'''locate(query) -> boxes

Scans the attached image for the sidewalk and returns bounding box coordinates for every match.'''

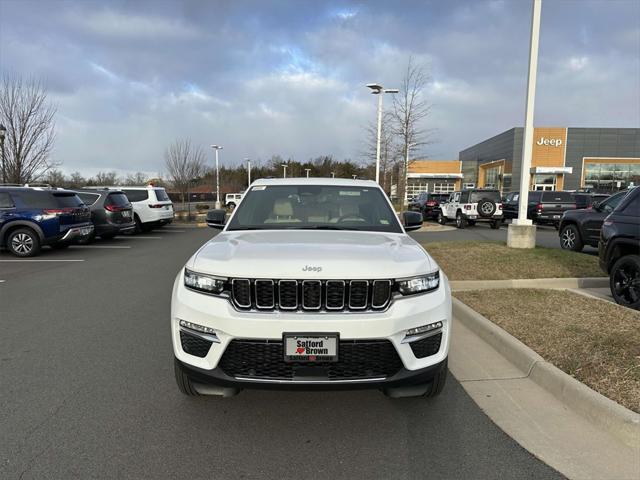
[449,316,639,480]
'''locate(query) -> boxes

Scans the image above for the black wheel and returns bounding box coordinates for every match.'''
[133,215,143,234]
[560,225,583,252]
[455,211,466,229]
[174,359,200,396]
[437,212,446,225]
[424,359,448,398]
[50,243,70,250]
[490,220,500,229]
[553,222,560,230]
[7,228,41,257]
[610,255,640,310]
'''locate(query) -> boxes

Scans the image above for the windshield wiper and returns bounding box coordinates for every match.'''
[294,225,354,230]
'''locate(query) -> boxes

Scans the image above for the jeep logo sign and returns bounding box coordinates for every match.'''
[302,265,322,272]
[536,137,563,147]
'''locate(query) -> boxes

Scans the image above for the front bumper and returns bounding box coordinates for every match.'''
[177,356,448,391]
[171,270,452,387]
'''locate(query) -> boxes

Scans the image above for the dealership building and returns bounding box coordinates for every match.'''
[459,127,640,193]
[406,127,639,196]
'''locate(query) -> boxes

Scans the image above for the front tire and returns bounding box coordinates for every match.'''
[437,212,446,225]
[610,255,640,310]
[560,224,583,252]
[456,211,466,229]
[423,359,448,398]
[7,228,41,257]
[174,359,200,396]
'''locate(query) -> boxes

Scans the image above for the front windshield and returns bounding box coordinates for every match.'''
[226,185,403,233]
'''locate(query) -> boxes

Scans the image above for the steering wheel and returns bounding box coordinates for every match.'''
[336,215,366,223]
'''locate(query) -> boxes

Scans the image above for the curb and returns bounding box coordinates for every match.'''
[171,223,208,228]
[453,297,640,449]
[450,277,608,291]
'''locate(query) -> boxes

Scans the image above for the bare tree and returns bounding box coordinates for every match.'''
[0,75,57,183]
[67,171,86,188]
[391,58,435,203]
[164,139,206,204]
[88,171,120,186]
[43,168,67,187]
[123,171,148,186]
[361,112,399,193]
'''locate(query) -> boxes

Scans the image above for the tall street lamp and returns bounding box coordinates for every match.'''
[366,83,398,185]
[507,0,542,249]
[331,171,335,178]
[210,145,223,209]
[281,164,288,178]
[304,168,311,178]
[245,158,251,188]
[0,124,6,184]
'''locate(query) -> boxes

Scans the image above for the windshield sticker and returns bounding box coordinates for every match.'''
[339,191,361,196]
[252,186,267,191]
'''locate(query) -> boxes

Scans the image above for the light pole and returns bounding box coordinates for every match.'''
[508,0,542,249]
[366,84,398,185]
[281,164,288,178]
[352,174,357,179]
[305,168,311,178]
[331,171,335,178]
[0,124,6,184]
[245,158,251,187]
[210,145,223,209]
[404,142,417,207]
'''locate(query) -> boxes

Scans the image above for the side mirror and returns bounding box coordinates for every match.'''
[591,201,601,211]
[402,211,423,232]
[206,209,227,229]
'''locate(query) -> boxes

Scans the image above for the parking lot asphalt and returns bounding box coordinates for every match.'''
[0,227,561,480]
[412,221,598,254]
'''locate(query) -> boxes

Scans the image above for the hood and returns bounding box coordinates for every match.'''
[189,230,435,279]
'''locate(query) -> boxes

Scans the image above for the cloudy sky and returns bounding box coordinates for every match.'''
[0,0,638,177]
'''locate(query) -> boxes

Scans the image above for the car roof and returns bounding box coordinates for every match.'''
[251,178,379,187]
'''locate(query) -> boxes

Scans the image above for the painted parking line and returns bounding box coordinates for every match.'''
[0,259,85,262]
[157,230,185,233]
[70,245,132,249]
[120,236,163,240]
[0,280,5,283]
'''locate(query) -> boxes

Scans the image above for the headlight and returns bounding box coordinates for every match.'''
[397,271,439,295]
[184,268,226,294]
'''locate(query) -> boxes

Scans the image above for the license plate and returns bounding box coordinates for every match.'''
[122,210,131,218]
[468,215,477,219]
[284,334,338,362]
[553,215,561,219]
[80,227,92,235]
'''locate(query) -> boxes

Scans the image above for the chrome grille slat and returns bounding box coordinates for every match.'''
[255,279,275,309]
[302,280,322,310]
[230,278,390,312]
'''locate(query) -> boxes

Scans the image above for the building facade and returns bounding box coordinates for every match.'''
[459,127,640,193]
[405,160,463,199]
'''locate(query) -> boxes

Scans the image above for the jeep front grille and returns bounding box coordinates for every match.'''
[229,278,393,312]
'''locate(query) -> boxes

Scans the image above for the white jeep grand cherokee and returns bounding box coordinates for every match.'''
[171,178,451,398]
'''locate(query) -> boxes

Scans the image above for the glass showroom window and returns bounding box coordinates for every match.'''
[584,162,640,192]
[406,180,429,199]
[484,167,501,189]
[532,174,556,191]
[433,183,455,193]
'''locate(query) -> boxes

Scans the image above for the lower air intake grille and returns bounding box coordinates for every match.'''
[409,333,442,359]
[219,339,403,380]
[180,330,213,358]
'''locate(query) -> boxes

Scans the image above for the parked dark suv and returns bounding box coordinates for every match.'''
[75,188,136,240]
[598,187,639,309]
[503,191,576,228]
[409,192,450,220]
[558,190,628,251]
[0,187,93,257]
